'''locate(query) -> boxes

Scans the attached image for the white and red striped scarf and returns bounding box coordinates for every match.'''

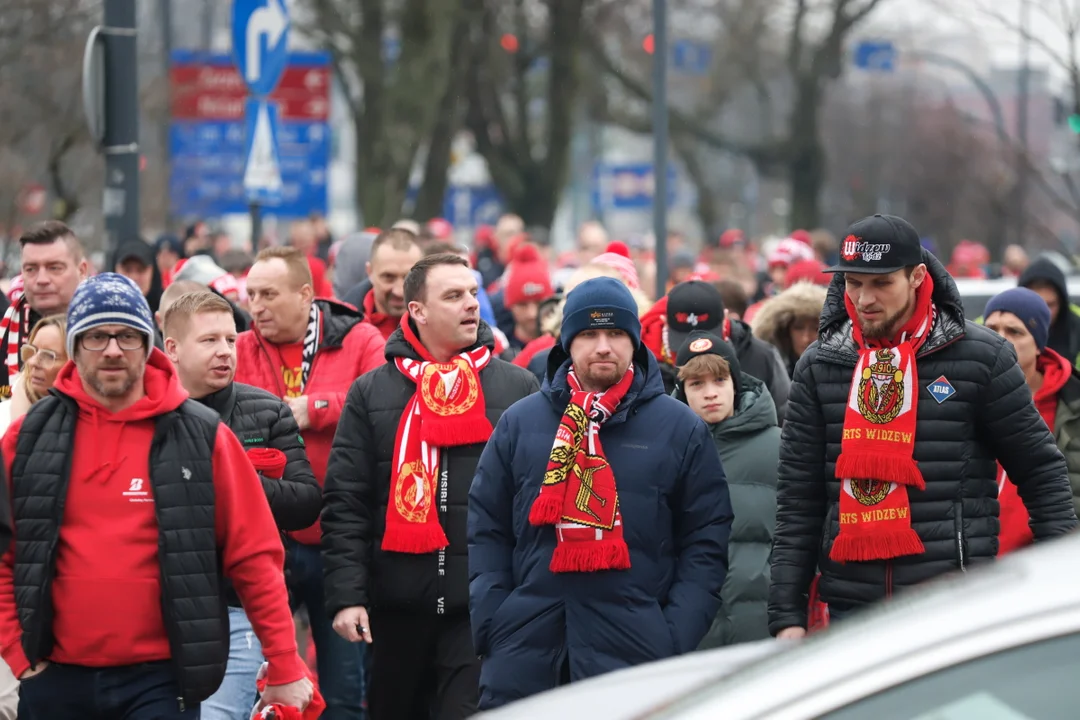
[0,295,30,389]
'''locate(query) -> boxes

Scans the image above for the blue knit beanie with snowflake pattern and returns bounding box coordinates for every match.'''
[66,272,156,358]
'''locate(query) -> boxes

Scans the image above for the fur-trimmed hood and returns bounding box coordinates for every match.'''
[751,281,828,350]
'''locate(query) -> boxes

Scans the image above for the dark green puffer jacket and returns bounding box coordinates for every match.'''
[688,374,780,648]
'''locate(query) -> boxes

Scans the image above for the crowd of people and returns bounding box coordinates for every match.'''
[0,211,1072,719]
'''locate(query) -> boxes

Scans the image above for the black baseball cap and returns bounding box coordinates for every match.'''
[666,281,724,353]
[115,240,155,268]
[825,214,924,274]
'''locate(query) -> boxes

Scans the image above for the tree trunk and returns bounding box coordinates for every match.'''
[787,77,824,229]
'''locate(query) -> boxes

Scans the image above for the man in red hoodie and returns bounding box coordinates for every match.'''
[984,287,1080,555]
[0,273,311,719]
[237,246,385,718]
[362,228,423,340]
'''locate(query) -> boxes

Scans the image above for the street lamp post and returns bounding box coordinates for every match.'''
[652,0,669,300]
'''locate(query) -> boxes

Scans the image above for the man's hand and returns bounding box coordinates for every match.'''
[19,661,49,680]
[332,606,373,643]
[777,627,807,640]
[285,396,311,430]
[256,676,314,713]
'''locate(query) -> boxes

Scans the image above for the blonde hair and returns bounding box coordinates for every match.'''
[254,245,314,288]
[162,290,235,340]
[677,354,731,383]
[21,314,68,404]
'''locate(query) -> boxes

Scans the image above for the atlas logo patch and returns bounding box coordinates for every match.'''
[927,376,956,404]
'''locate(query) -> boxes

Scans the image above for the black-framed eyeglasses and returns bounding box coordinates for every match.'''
[20,344,61,369]
[80,330,145,352]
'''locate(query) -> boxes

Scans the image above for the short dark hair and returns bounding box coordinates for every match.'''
[371,228,419,259]
[716,279,748,319]
[404,253,469,304]
[19,221,83,259]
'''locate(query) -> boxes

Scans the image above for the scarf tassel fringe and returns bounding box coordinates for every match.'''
[528,491,564,526]
[830,529,925,563]
[835,452,925,491]
[381,524,449,554]
[550,540,631,573]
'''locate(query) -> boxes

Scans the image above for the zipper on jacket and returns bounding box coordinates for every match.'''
[885,560,894,599]
[954,501,966,572]
[177,697,185,712]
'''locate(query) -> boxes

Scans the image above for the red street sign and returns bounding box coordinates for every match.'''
[171,64,330,121]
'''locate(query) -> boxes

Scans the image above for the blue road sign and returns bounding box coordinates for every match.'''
[232,0,290,96]
[672,39,712,76]
[591,163,677,211]
[444,185,504,228]
[169,52,330,219]
[243,98,283,205]
[853,40,897,72]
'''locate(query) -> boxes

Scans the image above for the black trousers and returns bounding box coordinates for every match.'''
[368,609,479,720]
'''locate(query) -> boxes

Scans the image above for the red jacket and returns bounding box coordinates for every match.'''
[998,349,1072,555]
[362,289,398,341]
[512,334,555,369]
[640,294,667,361]
[0,351,305,685]
[235,299,385,545]
[307,256,333,299]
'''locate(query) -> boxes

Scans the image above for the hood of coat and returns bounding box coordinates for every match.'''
[1019,257,1070,328]
[383,317,497,362]
[751,282,828,358]
[542,341,666,425]
[818,249,966,365]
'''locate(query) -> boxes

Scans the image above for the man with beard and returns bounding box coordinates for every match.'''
[162,289,321,720]
[469,277,732,709]
[322,253,538,719]
[0,221,89,399]
[236,246,384,719]
[359,228,423,340]
[0,274,313,718]
[769,214,1078,637]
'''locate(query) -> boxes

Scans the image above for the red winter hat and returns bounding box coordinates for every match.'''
[605,241,632,259]
[718,229,744,248]
[426,218,453,240]
[790,229,813,246]
[504,244,553,306]
[784,259,831,288]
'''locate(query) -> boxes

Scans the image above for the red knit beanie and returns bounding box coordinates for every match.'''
[605,241,632,259]
[504,244,553,306]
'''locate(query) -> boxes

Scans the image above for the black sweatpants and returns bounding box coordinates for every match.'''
[368,609,479,720]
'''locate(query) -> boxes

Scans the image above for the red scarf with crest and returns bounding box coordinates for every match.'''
[383,317,493,554]
[831,275,935,562]
[529,366,634,572]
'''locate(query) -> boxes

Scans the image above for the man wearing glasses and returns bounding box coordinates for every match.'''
[0,274,313,719]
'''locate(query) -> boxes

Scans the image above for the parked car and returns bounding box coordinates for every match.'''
[477,532,1080,719]
[954,277,1080,320]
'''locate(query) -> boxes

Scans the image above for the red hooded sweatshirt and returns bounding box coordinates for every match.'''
[997,348,1072,555]
[362,288,398,341]
[0,350,306,685]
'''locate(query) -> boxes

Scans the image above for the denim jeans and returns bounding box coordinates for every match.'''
[287,539,367,720]
[201,606,264,720]
[18,660,199,720]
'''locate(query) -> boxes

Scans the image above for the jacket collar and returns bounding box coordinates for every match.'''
[194,382,237,425]
[383,318,496,362]
[816,250,967,367]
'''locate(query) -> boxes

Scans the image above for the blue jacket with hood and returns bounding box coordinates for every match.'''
[468,344,732,709]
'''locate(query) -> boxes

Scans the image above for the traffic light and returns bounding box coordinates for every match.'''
[1070,114,1080,134]
[643,34,655,55]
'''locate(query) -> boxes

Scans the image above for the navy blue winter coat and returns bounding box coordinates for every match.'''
[468,345,732,710]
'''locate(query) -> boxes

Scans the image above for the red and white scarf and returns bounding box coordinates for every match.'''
[529,365,634,572]
[382,317,493,554]
[0,295,29,390]
[831,275,936,563]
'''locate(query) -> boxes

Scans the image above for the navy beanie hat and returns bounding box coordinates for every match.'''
[67,273,156,358]
[560,276,641,351]
[984,287,1051,352]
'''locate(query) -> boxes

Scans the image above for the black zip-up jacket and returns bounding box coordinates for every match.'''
[768,251,1078,634]
[321,320,539,618]
[197,381,320,534]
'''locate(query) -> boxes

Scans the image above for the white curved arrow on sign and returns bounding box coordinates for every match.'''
[246,0,288,84]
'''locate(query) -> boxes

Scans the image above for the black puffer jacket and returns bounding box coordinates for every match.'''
[322,321,539,618]
[769,251,1078,634]
[197,382,320,533]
